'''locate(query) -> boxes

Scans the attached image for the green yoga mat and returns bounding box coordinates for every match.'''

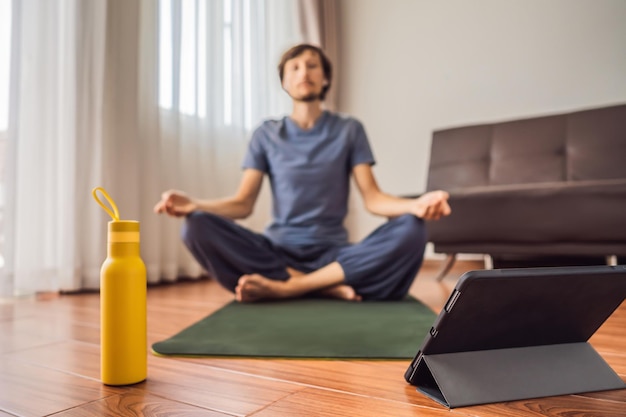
[152,297,436,359]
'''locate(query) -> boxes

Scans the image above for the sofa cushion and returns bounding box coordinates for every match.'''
[490,115,566,185]
[567,105,626,181]
[427,104,626,191]
[427,179,626,249]
[427,125,491,190]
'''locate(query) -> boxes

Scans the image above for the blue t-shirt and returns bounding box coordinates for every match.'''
[242,111,376,247]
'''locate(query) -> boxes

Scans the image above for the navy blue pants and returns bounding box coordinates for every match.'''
[181,212,427,300]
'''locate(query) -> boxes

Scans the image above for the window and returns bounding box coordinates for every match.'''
[158,0,254,128]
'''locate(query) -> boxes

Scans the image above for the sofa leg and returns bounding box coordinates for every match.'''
[435,254,457,282]
[484,254,494,270]
[606,255,618,266]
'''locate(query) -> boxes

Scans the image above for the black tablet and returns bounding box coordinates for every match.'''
[404,265,626,408]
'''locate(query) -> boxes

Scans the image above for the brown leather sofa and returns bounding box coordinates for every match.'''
[425,103,626,275]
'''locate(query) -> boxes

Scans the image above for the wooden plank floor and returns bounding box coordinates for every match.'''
[1,260,625,416]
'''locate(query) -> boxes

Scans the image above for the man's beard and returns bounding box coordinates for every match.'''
[288,91,323,102]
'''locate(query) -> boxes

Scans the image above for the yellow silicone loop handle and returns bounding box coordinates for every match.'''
[92,187,120,221]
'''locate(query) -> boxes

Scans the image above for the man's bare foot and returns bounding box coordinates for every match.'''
[235,274,288,302]
[318,284,362,301]
[286,267,360,300]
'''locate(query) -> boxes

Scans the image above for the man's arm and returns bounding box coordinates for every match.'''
[352,163,451,220]
[154,168,265,220]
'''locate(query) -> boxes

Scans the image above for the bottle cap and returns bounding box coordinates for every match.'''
[92,187,140,243]
[108,220,140,243]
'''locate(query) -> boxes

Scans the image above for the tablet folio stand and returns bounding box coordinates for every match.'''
[407,342,624,408]
[405,266,626,408]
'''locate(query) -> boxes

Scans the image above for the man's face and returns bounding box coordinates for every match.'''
[282,49,327,102]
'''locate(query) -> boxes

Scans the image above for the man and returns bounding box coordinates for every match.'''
[154,43,451,302]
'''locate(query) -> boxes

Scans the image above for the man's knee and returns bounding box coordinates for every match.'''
[393,214,427,247]
[180,211,220,247]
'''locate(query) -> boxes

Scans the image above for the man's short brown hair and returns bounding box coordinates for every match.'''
[278,43,332,101]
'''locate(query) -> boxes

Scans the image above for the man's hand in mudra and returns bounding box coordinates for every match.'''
[410,190,451,221]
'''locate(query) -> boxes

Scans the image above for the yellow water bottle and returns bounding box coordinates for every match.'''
[92,187,147,385]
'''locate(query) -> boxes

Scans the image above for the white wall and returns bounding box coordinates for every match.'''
[338,0,626,244]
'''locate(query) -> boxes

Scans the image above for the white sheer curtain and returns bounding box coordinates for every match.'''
[0,0,12,290]
[1,0,108,296]
[0,0,335,296]
[137,0,302,284]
